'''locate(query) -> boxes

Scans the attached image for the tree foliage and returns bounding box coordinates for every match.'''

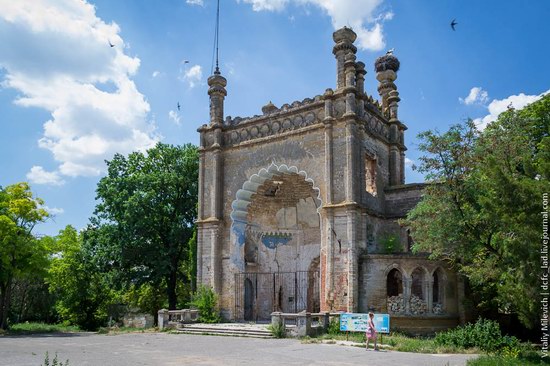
[403,94,550,328]
[0,183,49,329]
[47,225,115,330]
[90,143,199,310]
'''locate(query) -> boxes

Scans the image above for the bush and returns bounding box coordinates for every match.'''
[435,318,519,352]
[268,322,286,338]
[9,322,79,334]
[379,233,401,253]
[190,285,221,323]
[327,317,341,335]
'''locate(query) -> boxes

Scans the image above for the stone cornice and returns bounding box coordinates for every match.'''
[196,217,223,225]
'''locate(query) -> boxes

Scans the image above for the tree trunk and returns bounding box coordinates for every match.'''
[0,278,13,330]
[167,271,177,310]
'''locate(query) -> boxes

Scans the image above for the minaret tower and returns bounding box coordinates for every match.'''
[375,52,407,185]
[197,0,226,295]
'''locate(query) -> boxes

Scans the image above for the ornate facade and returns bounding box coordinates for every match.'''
[197,27,466,332]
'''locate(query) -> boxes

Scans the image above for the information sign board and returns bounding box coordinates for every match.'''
[339,313,390,333]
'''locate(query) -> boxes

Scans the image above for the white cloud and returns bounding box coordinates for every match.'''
[241,0,289,11]
[168,110,181,125]
[240,0,391,51]
[0,0,159,179]
[152,70,161,78]
[460,87,489,105]
[186,0,204,5]
[473,89,550,130]
[43,206,65,215]
[26,166,65,186]
[182,65,203,88]
[404,157,414,168]
[379,11,393,21]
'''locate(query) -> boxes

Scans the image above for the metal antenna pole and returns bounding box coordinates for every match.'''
[214,0,220,74]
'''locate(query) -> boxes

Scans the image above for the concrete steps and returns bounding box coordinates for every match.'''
[175,324,274,339]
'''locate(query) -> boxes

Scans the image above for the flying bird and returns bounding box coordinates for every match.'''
[507,102,514,110]
[450,19,458,31]
[109,40,115,47]
[183,60,190,64]
[386,48,395,55]
[177,102,181,111]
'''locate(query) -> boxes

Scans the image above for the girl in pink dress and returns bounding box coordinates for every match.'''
[366,312,378,351]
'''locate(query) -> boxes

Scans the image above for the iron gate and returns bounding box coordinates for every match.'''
[235,271,320,321]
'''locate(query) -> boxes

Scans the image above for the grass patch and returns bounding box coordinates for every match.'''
[310,330,476,354]
[97,326,158,335]
[7,322,80,334]
[467,345,549,366]
[467,353,549,366]
[267,322,286,338]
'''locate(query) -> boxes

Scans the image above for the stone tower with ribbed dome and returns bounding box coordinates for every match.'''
[196,27,466,332]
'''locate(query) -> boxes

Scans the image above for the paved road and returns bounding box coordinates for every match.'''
[0,332,477,366]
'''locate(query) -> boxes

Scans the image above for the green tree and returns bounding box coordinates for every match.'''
[91,143,199,311]
[0,182,49,329]
[403,95,550,328]
[47,225,116,330]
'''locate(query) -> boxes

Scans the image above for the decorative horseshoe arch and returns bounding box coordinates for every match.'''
[230,162,322,248]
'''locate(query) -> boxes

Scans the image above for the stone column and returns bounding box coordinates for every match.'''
[208,72,227,125]
[332,27,357,90]
[323,209,335,310]
[346,208,358,312]
[345,118,358,202]
[158,309,169,330]
[403,278,411,314]
[355,61,366,94]
[323,88,334,204]
[206,71,227,295]
[344,53,357,117]
[375,54,408,187]
[322,89,336,310]
[375,53,399,116]
[355,62,366,117]
[426,279,434,313]
[196,126,206,286]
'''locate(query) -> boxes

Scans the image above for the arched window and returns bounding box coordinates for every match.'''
[386,268,403,296]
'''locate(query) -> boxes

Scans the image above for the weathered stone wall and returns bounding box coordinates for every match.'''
[359,254,459,317]
[122,313,154,328]
[384,183,425,218]
[196,27,466,326]
[216,122,327,317]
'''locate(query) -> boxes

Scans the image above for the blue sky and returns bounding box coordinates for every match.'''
[1,0,549,236]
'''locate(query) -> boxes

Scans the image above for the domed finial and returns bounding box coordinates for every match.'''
[262,101,278,115]
[375,51,400,73]
[333,27,357,44]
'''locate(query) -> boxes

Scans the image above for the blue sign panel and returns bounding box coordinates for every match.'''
[339,313,390,334]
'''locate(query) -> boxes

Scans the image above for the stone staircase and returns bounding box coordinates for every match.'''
[175,323,274,339]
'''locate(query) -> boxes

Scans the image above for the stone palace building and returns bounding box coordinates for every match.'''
[196,27,467,332]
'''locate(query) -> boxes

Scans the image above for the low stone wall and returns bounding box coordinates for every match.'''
[271,311,332,337]
[392,316,459,335]
[123,313,154,328]
[158,309,200,330]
